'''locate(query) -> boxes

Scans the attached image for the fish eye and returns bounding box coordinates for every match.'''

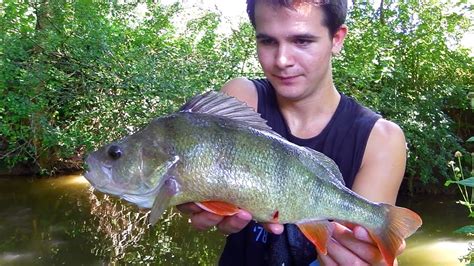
[108,145,122,160]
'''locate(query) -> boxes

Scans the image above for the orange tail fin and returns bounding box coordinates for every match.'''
[369,204,422,266]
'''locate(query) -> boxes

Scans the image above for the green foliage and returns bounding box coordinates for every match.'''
[0,1,258,174]
[454,225,474,235]
[445,150,474,213]
[445,147,474,263]
[334,1,473,187]
[446,177,474,189]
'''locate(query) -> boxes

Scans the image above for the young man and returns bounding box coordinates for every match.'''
[178,0,407,265]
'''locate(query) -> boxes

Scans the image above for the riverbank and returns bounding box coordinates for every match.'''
[0,159,83,178]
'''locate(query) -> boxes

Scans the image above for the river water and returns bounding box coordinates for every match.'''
[0,174,471,265]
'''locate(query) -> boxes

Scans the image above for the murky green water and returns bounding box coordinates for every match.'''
[0,174,471,265]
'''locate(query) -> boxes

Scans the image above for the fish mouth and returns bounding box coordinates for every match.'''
[83,154,159,198]
[83,155,119,193]
[83,155,158,209]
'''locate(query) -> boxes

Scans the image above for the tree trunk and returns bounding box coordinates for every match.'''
[379,0,385,25]
[30,0,58,173]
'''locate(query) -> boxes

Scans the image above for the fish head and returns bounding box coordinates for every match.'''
[84,128,176,208]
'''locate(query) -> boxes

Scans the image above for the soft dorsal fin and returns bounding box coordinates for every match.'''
[300,147,345,185]
[180,91,275,133]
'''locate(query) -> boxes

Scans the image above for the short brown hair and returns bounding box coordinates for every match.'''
[246,0,347,37]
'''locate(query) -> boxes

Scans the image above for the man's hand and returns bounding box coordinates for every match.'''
[176,202,284,235]
[317,222,405,266]
[176,202,251,234]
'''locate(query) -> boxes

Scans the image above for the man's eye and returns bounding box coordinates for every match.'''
[295,39,312,46]
[259,39,276,46]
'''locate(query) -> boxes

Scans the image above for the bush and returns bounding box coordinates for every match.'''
[334,1,473,189]
[0,1,258,174]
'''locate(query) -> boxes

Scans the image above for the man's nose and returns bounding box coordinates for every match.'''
[275,45,294,68]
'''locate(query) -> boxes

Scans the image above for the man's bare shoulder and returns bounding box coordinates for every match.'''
[221,78,258,110]
[371,118,405,143]
[354,118,406,204]
[367,118,406,162]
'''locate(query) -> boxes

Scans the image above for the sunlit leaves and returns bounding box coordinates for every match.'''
[0,1,258,174]
[335,1,473,187]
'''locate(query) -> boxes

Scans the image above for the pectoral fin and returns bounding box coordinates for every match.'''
[149,177,180,225]
[148,156,180,225]
[196,201,240,216]
[296,220,334,255]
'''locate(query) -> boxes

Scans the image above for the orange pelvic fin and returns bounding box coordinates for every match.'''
[196,201,240,216]
[296,220,334,255]
[369,204,422,266]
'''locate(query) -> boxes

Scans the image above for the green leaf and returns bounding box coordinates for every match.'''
[456,200,472,207]
[447,177,474,187]
[454,225,474,234]
[467,136,474,142]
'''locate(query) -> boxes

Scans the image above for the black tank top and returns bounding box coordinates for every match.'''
[219,79,381,266]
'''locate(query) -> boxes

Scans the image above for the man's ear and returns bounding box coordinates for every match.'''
[332,25,348,55]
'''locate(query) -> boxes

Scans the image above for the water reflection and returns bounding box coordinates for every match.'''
[82,184,227,264]
[0,174,225,265]
[86,190,151,260]
[400,239,470,265]
[60,175,90,186]
[397,193,473,265]
[0,174,99,265]
[0,174,472,265]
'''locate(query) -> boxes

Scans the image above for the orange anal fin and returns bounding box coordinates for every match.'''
[196,201,240,216]
[369,204,423,266]
[297,220,333,255]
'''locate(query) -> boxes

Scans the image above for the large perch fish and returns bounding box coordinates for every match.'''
[84,91,422,265]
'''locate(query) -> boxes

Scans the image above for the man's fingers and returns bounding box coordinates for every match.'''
[262,223,284,235]
[396,239,406,256]
[176,202,202,214]
[321,237,370,266]
[176,203,252,234]
[317,250,338,266]
[216,210,252,234]
[353,225,373,243]
[191,211,224,230]
[352,225,406,258]
[331,223,382,264]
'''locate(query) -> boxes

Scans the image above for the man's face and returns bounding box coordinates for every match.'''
[254,2,345,101]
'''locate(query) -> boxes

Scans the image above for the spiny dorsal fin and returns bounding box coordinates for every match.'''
[300,147,345,185]
[180,91,276,134]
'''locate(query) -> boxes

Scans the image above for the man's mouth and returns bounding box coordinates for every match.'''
[274,74,301,82]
